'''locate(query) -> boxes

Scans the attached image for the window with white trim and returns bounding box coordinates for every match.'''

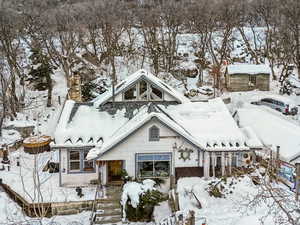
[68,149,95,173]
[137,153,171,177]
[69,151,80,171]
[149,125,160,141]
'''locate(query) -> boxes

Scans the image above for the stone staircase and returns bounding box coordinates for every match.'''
[92,185,122,224]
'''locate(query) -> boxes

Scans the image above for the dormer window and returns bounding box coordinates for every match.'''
[149,125,160,141]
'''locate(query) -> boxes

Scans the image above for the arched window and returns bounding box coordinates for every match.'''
[149,125,160,141]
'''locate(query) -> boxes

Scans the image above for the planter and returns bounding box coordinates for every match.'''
[23,135,51,154]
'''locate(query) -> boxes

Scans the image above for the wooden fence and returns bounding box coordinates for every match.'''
[0,180,103,218]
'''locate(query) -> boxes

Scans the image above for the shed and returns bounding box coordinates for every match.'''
[225,64,271,91]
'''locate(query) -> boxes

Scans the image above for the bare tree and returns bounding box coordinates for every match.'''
[185,0,215,85]
[136,4,163,75]
[0,3,26,115]
[0,60,9,136]
[241,174,300,225]
[278,0,300,79]
[207,0,240,88]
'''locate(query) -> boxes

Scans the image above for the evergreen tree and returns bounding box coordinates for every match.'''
[28,47,54,107]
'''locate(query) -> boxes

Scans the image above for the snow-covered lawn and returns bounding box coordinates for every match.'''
[177,176,274,225]
[0,149,96,203]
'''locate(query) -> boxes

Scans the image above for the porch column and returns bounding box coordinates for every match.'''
[228,153,232,175]
[221,152,225,176]
[204,152,210,178]
[199,151,204,167]
[212,153,216,177]
[99,161,107,186]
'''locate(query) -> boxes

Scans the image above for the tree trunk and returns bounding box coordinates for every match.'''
[0,114,4,137]
[46,76,52,107]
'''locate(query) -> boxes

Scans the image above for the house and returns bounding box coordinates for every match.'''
[225,64,271,91]
[51,69,263,187]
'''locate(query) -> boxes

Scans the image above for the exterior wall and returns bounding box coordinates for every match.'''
[226,73,270,92]
[255,74,270,91]
[98,118,200,183]
[59,148,98,187]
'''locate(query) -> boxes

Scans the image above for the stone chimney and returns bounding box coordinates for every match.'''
[68,73,82,102]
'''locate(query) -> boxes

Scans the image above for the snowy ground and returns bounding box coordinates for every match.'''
[0,149,96,203]
[177,176,275,225]
[0,191,92,225]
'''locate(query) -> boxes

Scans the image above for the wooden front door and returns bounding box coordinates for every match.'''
[107,160,123,183]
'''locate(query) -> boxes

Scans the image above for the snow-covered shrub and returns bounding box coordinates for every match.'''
[121,179,167,222]
[120,169,133,183]
[207,177,241,198]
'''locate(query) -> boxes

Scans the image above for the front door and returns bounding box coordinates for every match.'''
[107,160,123,183]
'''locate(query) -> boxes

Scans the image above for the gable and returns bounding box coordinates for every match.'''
[111,76,177,103]
[93,69,189,107]
[94,117,201,161]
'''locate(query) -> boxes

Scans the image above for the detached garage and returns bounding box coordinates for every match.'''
[225,64,271,92]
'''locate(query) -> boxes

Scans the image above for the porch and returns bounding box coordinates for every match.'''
[203,151,254,178]
[97,160,125,186]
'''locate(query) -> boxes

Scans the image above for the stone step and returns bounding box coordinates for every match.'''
[96,202,121,210]
[95,210,121,217]
[96,198,120,203]
[94,215,122,224]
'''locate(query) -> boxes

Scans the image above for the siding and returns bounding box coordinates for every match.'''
[60,149,98,186]
[98,118,199,179]
[226,73,270,91]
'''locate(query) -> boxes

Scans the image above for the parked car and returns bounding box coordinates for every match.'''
[251,97,298,115]
[198,86,214,96]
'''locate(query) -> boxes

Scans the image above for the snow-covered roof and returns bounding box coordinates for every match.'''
[93,69,190,107]
[237,106,300,162]
[162,98,257,151]
[88,99,261,160]
[53,98,262,160]
[227,64,271,75]
[53,100,129,147]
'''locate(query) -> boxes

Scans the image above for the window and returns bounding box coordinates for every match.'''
[149,125,160,141]
[137,153,171,177]
[124,85,137,100]
[249,76,256,85]
[150,85,163,100]
[69,151,80,171]
[83,151,94,171]
[231,154,237,167]
[123,79,164,101]
[139,80,148,100]
[68,149,95,173]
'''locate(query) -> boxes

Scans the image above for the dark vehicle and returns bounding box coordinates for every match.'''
[251,97,298,115]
